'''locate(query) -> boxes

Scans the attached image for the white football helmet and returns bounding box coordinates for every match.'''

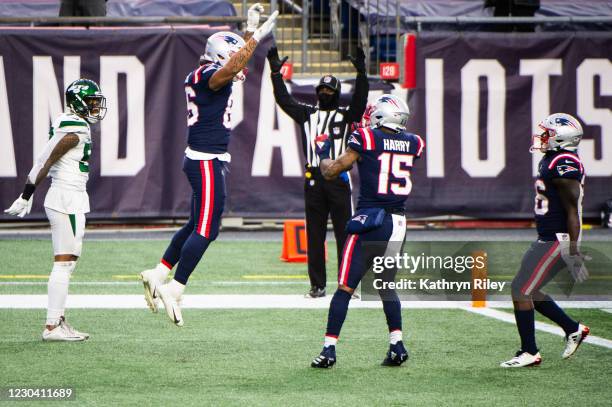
[531,113,583,153]
[201,31,247,81]
[370,94,410,132]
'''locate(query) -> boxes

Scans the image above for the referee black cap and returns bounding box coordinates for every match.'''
[316,75,340,93]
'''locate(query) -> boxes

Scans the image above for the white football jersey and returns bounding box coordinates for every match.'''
[34,112,92,214]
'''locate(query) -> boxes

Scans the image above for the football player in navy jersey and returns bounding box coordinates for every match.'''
[501,113,590,368]
[310,94,425,368]
[139,5,278,326]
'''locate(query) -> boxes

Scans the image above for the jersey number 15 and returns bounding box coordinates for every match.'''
[377,153,414,195]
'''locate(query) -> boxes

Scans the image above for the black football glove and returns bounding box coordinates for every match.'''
[267,46,289,74]
[348,47,366,74]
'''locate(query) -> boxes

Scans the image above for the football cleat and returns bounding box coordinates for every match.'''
[311,345,336,368]
[562,324,590,359]
[305,286,326,299]
[381,341,409,366]
[500,350,542,368]
[139,268,164,313]
[157,283,184,327]
[42,318,88,342]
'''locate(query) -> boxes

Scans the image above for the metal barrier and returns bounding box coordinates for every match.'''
[0,11,610,78]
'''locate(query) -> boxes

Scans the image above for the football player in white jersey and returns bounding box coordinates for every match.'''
[5,78,106,341]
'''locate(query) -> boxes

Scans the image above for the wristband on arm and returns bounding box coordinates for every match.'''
[21,184,35,200]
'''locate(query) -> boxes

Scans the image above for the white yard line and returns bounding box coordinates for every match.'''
[465,307,612,350]
[0,281,308,286]
[0,295,476,309]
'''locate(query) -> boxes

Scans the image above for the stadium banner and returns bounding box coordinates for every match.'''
[408,32,612,218]
[0,29,610,220]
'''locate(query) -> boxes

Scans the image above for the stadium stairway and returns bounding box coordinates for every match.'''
[232,1,355,76]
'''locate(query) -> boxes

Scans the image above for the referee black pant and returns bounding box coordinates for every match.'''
[304,169,352,289]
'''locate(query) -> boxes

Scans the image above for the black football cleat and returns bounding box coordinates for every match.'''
[381,341,409,366]
[305,286,326,298]
[311,345,336,368]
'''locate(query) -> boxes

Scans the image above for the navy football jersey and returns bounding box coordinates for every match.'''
[347,127,424,209]
[534,150,585,241]
[184,62,233,154]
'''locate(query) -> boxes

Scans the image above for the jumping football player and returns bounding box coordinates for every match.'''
[501,113,590,368]
[139,5,278,326]
[310,94,425,368]
[4,79,106,341]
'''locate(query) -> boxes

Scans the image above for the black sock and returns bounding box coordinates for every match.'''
[514,308,538,355]
[173,233,211,285]
[325,290,352,338]
[534,295,579,336]
[381,290,402,332]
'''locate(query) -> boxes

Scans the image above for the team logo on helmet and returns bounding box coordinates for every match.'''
[223,35,239,45]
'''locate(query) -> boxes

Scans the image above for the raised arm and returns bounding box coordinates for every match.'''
[267,47,309,123]
[243,3,264,43]
[346,48,369,122]
[209,10,278,91]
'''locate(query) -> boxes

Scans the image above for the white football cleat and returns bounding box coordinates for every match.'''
[42,318,88,342]
[157,283,184,327]
[500,351,542,368]
[139,268,165,312]
[562,324,590,359]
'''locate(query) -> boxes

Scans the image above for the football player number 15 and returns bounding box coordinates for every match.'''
[378,153,413,195]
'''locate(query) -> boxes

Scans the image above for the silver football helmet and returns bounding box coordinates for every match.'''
[369,94,410,132]
[531,113,583,153]
[201,31,246,81]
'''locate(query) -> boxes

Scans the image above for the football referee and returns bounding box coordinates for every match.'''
[267,47,369,298]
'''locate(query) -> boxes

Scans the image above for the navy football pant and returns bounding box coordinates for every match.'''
[161,157,226,285]
[511,241,565,298]
[510,240,578,352]
[325,213,406,339]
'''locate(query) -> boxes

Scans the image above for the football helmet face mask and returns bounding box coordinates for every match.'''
[201,32,247,82]
[531,113,583,153]
[65,79,106,124]
[370,94,410,132]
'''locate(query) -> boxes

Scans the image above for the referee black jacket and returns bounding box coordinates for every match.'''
[270,72,369,167]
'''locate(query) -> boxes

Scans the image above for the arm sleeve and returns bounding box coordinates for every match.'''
[26,133,68,184]
[347,130,364,154]
[549,155,584,181]
[271,72,308,123]
[345,72,369,122]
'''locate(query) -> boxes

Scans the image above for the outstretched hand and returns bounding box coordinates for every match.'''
[267,46,288,73]
[348,47,366,74]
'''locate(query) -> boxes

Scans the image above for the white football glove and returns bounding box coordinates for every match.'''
[252,10,279,42]
[565,253,591,283]
[4,195,33,218]
[246,3,265,32]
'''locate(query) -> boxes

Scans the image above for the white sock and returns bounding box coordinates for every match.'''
[168,279,185,297]
[155,262,171,281]
[324,335,338,348]
[389,330,402,345]
[46,261,76,327]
